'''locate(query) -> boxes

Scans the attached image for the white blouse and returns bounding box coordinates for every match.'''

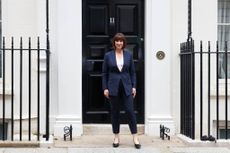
[116,56,124,72]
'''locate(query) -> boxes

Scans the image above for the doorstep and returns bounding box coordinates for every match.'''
[83,124,144,135]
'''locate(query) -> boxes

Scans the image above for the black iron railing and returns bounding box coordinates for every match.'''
[0,37,50,141]
[180,40,230,140]
[180,39,195,139]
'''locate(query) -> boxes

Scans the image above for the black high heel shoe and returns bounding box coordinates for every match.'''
[134,143,141,149]
[112,138,119,148]
[133,139,141,149]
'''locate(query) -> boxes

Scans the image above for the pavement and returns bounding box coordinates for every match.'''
[0,134,230,153]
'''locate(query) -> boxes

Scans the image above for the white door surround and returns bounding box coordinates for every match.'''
[53,0,175,137]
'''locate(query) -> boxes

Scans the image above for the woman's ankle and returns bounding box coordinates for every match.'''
[114,133,119,138]
[133,134,140,144]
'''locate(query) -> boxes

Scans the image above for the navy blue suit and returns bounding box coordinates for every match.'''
[102,50,136,96]
[102,50,137,134]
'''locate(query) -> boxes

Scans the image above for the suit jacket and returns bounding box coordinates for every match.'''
[102,49,136,96]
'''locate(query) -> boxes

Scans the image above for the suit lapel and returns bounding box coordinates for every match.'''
[121,51,127,72]
[112,50,119,71]
[112,50,116,66]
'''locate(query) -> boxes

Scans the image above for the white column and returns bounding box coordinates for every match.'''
[54,0,82,137]
[145,0,175,136]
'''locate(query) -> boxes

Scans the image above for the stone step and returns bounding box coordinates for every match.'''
[0,141,39,147]
[83,124,144,135]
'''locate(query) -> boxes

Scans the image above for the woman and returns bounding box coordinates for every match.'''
[102,33,141,149]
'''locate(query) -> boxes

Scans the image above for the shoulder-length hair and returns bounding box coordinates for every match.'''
[112,33,127,49]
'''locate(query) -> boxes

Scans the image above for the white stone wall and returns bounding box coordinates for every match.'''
[2,0,38,37]
[1,0,52,138]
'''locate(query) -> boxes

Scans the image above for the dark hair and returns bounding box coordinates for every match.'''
[112,33,127,49]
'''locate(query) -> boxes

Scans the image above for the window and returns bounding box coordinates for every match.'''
[0,123,7,140]
[219,129,230,139]
[218,0,230,78]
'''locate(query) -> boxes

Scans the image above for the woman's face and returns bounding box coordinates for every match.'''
[115,40,124,50]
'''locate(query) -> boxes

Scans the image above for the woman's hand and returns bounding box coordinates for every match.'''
[104,89,110,99]
[132,88,136,98]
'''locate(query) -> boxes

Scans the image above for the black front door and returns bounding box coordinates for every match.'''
[82,0,144,123]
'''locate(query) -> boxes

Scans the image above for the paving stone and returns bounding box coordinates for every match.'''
[171,147,230,153]
[112,148,161,153]
[68,148,161,153]
[2,135,230,153]
[36,148,67,153]
[68,148,115,153]
[4,148,37,153]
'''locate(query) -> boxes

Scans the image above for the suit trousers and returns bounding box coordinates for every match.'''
[109,81,137,134]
